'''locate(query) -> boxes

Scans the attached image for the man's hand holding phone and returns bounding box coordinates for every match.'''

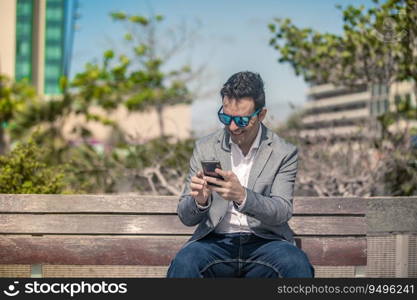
[189,171,212,206]
[204,168,246,205]
[191,160,246,206]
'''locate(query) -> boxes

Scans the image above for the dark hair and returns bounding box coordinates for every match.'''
[220,71,265,110]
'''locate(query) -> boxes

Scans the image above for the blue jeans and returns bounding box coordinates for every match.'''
[166,232,314,278]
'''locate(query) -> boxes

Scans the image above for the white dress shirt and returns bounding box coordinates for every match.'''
[214,125,262,234]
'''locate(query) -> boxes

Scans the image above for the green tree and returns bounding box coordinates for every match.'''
[4,11,200,195]
[268,0,416,136]
[109,11,195,137]
[269,0,416,90]
[9,11,199,160]
[0,75,37,154]
[268,0,417,196]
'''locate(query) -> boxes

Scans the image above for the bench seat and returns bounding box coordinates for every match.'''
[0,194,367,277]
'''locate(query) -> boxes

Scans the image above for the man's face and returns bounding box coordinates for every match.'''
[222,96,266,147]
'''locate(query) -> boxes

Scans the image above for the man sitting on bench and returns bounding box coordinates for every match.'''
[167,71,314,278]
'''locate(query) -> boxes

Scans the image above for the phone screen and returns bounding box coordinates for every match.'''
[201,160,224,186]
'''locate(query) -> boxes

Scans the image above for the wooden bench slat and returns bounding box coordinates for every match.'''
[0,236,185,265]
[0,214,366,235]
[0,214,190,235]
[0,236,366,266]
[0,195,365,215]
[293,197,366,215]
[289,216,366,235]
[297,237,366,266]
[0,194,178,214]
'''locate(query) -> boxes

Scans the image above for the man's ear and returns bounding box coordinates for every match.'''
[258,108,267,122]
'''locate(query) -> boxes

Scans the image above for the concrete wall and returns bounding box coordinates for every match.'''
[61,104,192,144]
[367,197,417,277]
[0,0,16,78]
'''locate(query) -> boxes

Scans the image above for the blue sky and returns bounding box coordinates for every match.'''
[71,0,374,136]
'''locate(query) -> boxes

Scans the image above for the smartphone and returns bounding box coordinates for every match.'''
[201,160,224,187]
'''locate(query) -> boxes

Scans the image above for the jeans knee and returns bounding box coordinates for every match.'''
[284,249,314,277]
[166,246,201,277]
[171,244,201,267]
[264,243,313,278]
[167,241,219,278]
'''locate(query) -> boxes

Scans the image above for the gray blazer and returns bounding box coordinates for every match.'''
[177,123,298,246]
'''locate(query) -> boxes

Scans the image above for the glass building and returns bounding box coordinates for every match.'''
[15,0,34,83]
[14,0,77,95]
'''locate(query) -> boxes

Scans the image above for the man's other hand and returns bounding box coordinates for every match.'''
[189,171,212,206]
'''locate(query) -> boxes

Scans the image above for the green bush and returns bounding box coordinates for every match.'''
[0,138,69,194]
[383,149,417,196]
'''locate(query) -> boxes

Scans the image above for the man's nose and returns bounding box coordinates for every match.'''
[228,119,239,131]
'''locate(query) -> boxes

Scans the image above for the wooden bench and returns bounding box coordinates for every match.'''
[0,194,367,278]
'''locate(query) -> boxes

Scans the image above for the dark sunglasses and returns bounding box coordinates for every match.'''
[217,105,262,128]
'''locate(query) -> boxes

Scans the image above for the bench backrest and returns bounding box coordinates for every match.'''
[0,195,366,266]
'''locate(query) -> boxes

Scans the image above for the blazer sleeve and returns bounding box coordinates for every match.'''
[236,146,298,226]
[177,142,212,226]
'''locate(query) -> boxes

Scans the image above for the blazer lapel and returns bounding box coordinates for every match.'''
[217,129,232,172]
[248,124,273,190]
[209,129,231,225]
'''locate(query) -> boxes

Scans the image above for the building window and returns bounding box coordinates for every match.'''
[371,84,389,97]
[383,99,389,112]
[372,84,379,97]
[44,0,66,95]
[374,101,379,115]
[370,98,390,116]
[45,47,62,59]
[380,85,389,96]
[46,27,63,40]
